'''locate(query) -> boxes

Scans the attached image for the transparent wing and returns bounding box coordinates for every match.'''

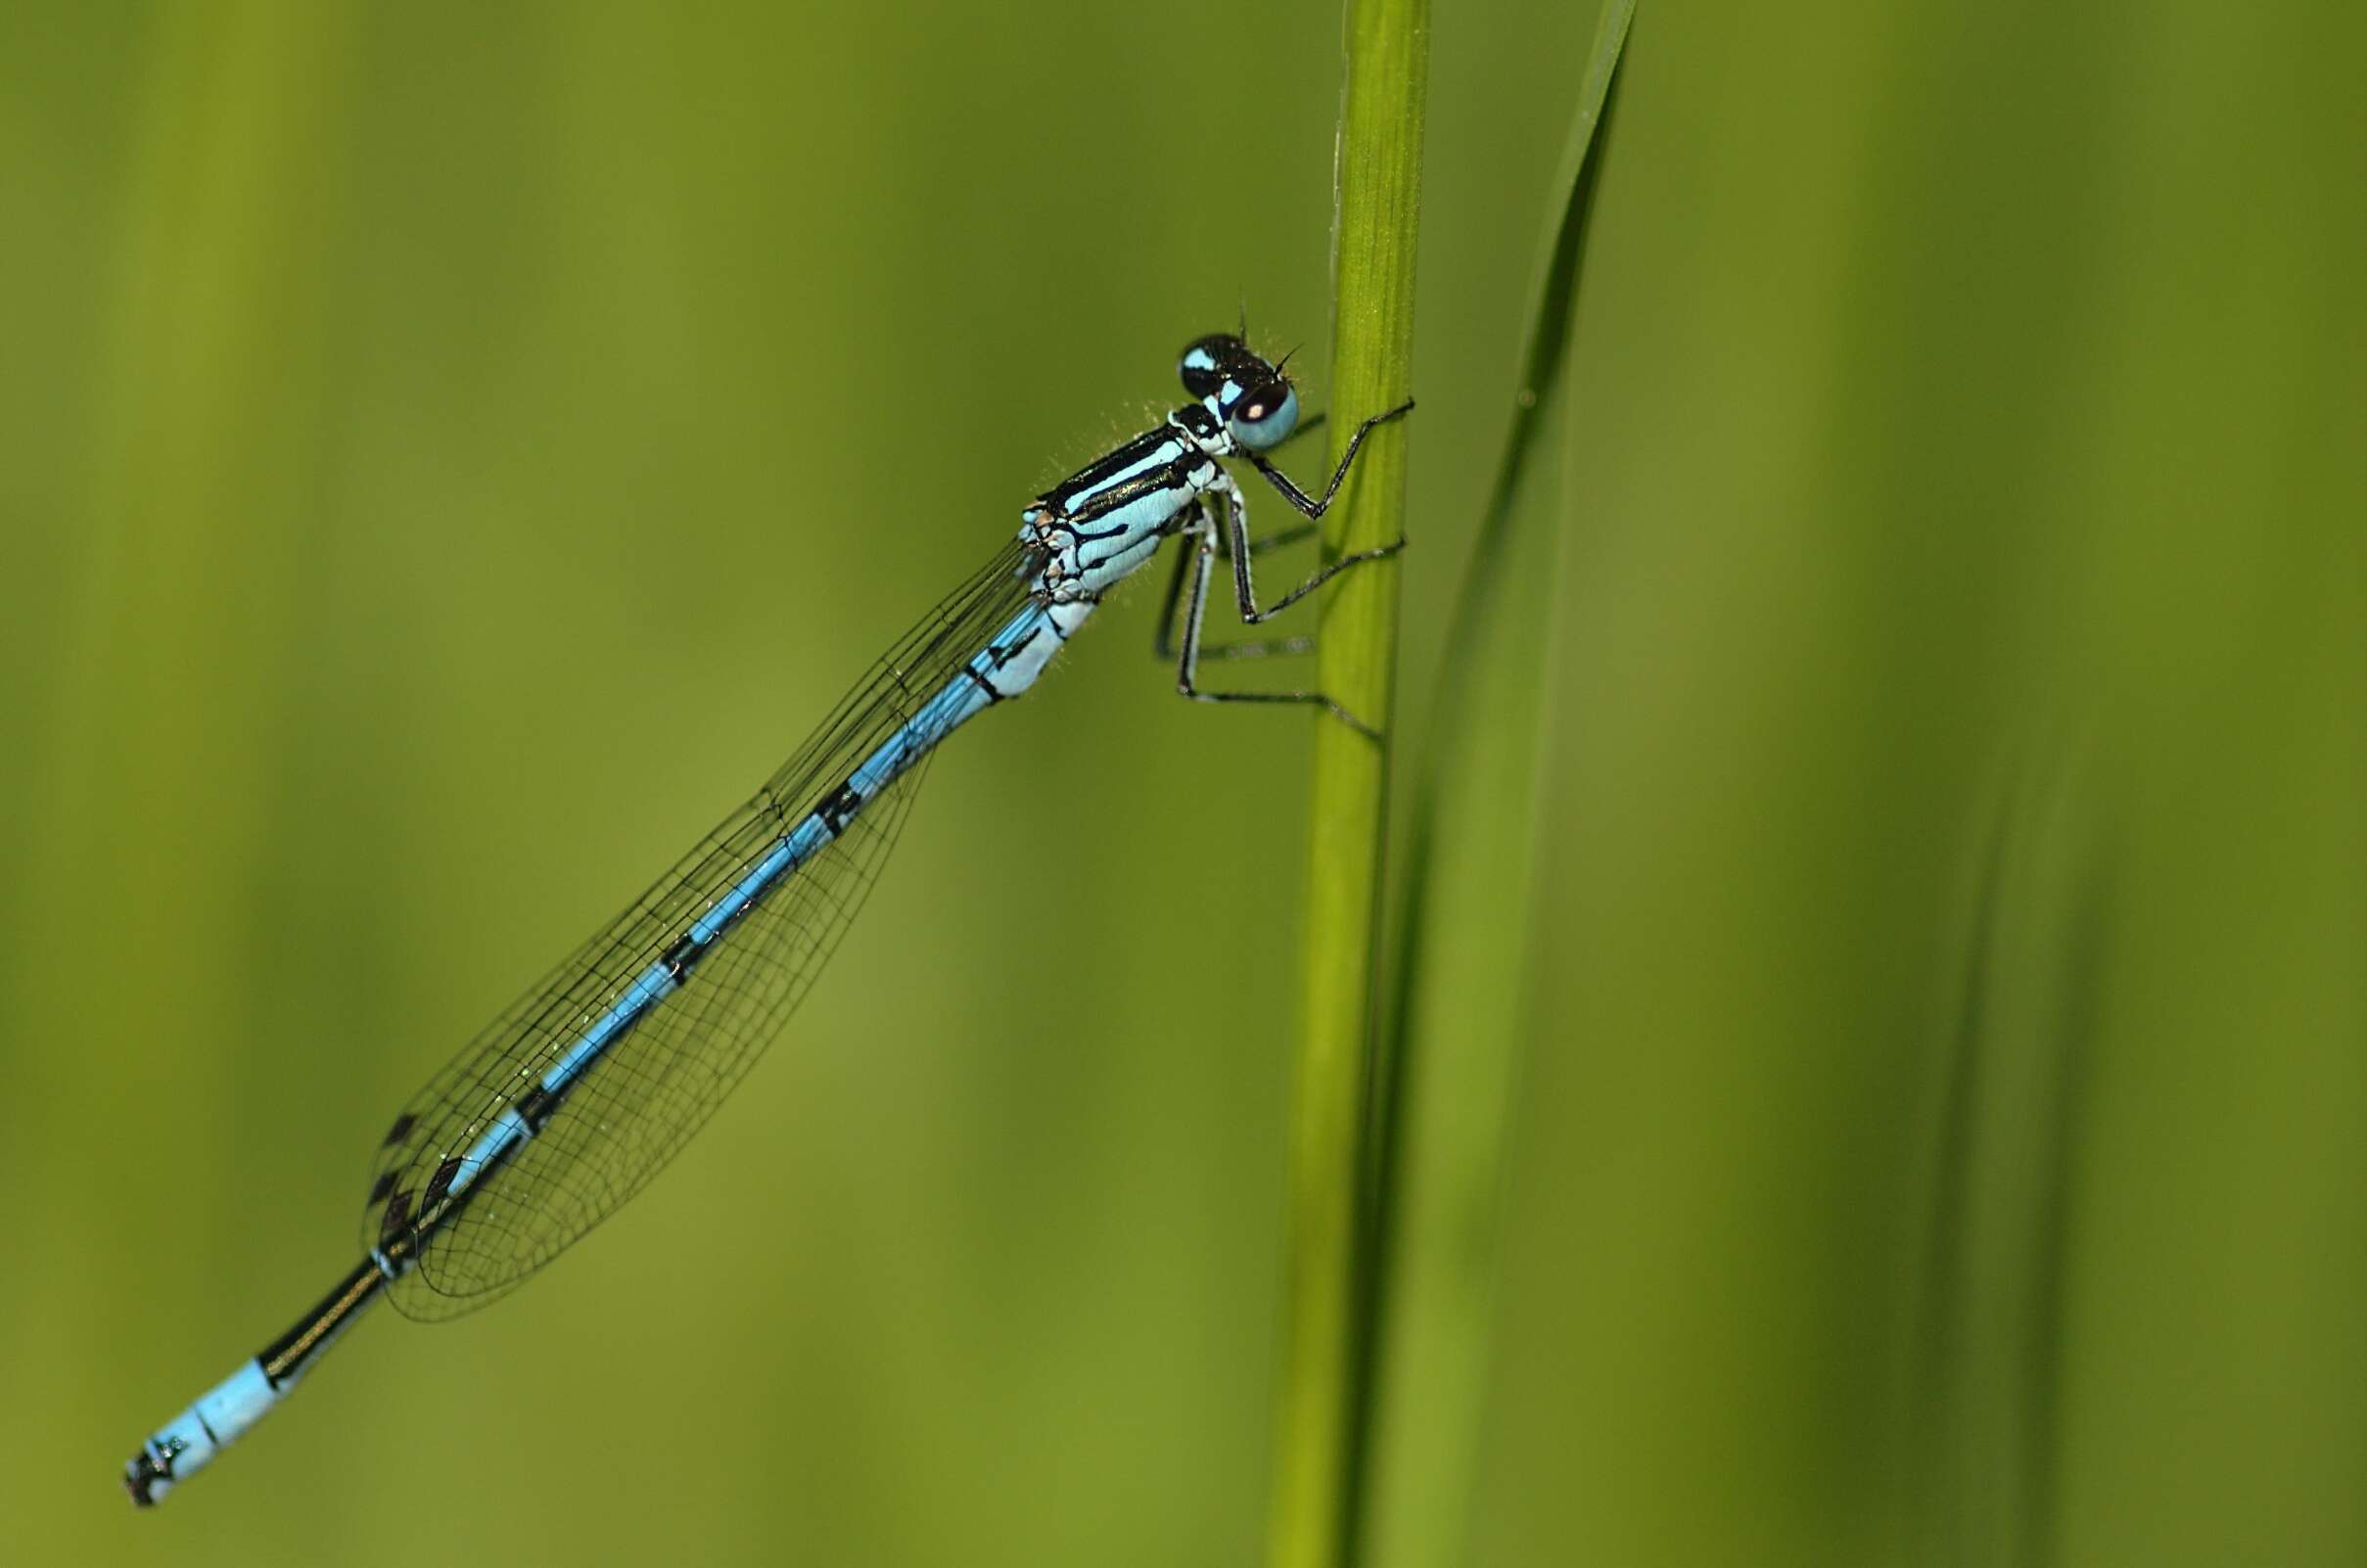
[363,538,1041,1320]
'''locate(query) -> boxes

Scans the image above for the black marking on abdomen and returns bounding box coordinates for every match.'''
[516,1084,557,1133]
[258,1258,392,1389]
[961,665,1003,704]
[816,781,862,832]
[662,932,703,980]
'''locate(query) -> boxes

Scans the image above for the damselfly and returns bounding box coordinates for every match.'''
[123,331,1412,1505]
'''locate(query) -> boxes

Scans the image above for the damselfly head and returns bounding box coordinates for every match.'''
[1178,333,1300,452]
[1179,333,1250,398]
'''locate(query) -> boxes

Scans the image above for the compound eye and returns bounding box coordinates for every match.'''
[1226,379,1299,451]
[1179,333,1240,398]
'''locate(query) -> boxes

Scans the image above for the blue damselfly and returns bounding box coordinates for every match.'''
[123,331,1411,1505]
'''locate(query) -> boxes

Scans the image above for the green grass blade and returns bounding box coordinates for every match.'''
[1359,7,1634,1566]
[1271,3,1428,1567]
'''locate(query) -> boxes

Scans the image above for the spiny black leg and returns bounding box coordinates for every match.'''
[1155,509,1320,664]
[1242,398,1414,519]
[1173,522,1378,738]
[1184,681,1377,737]
[1216,521,1319,563]
[1150,506,1198,661]
[1222,476,1407,627]
[1220,399,1415,624]
[1194,632,1317,663]
[1242,536,1406,623]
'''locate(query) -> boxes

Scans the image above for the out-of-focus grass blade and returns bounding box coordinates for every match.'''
[1908,754,2108,1567]
[1358,6,1633,1566]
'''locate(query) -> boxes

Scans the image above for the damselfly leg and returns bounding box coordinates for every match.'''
[1171,497,1376,732]
[1227,399,1416,623]
[1165,397,1415,735]
[1151,522,1320,663]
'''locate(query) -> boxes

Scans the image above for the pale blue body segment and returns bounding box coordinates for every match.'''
[123,332,1409,1506]
[435,603,1071,1222]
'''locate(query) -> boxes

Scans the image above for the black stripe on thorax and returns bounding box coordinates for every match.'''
[1059,461,1202,530]
[1041,429,1201,522]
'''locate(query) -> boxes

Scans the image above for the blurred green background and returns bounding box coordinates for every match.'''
[3,2,2360,1564]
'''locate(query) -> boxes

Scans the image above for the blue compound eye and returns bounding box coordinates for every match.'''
[1227,380,1298,450]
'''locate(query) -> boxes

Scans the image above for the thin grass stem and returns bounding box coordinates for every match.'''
[1269,3,1428,1567]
